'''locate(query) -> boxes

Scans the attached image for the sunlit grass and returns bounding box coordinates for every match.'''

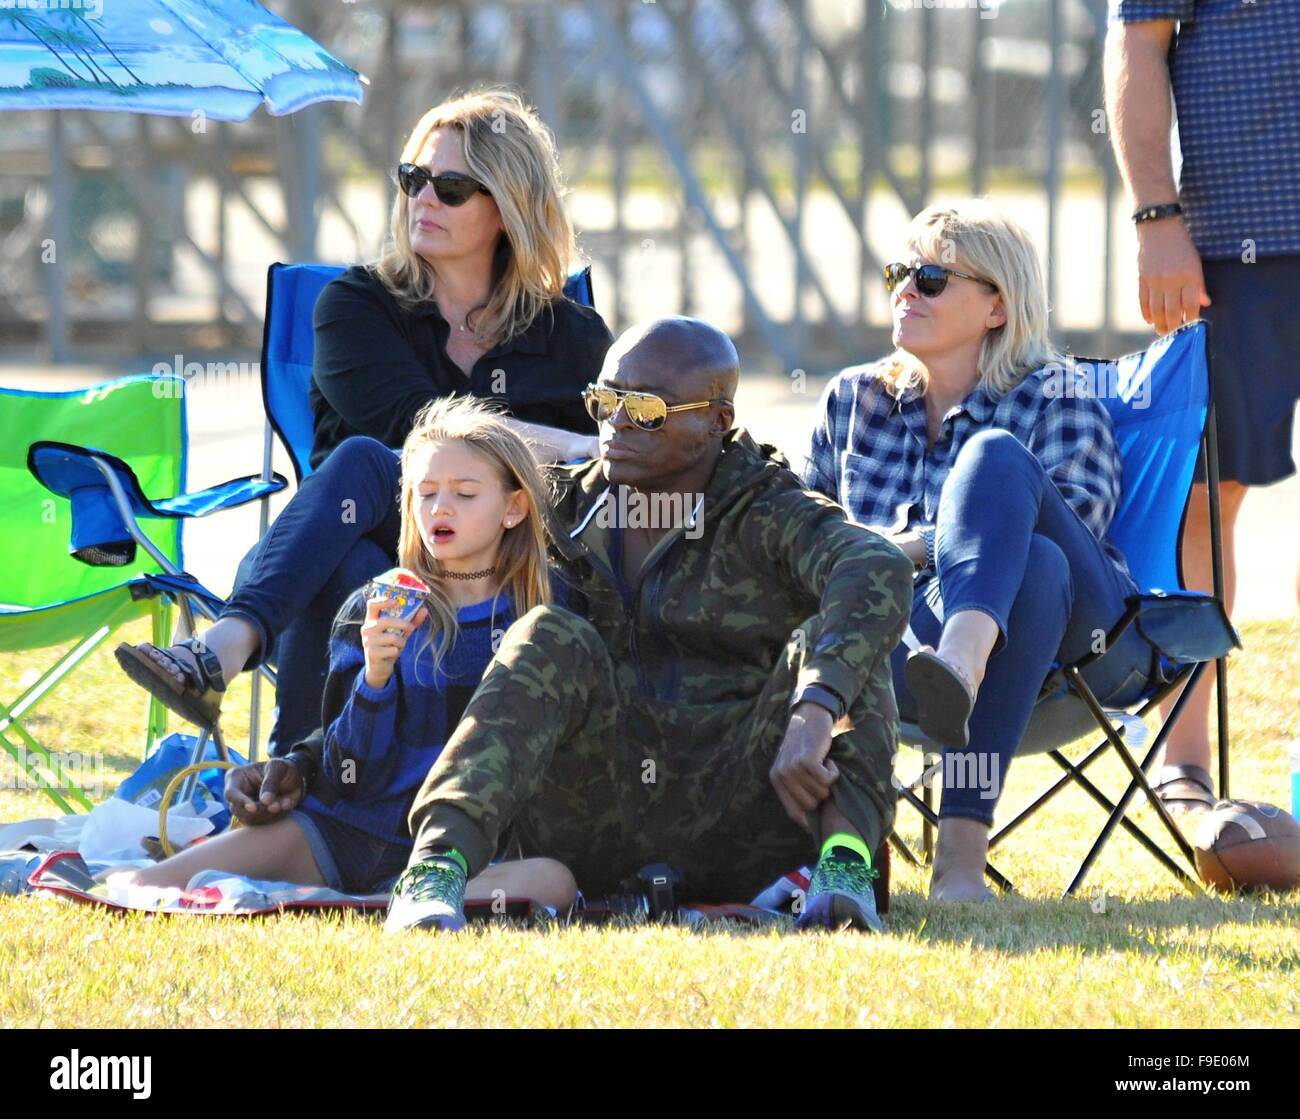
[1,618,1296,1028]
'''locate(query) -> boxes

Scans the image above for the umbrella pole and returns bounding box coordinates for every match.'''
[43,111,70,364]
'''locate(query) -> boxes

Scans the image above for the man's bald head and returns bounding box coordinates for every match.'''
[596,317,740,492]
[606,317,740,403]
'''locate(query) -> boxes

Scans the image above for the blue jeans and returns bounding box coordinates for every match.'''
[223,437,403,754]
[890,430,1154,825]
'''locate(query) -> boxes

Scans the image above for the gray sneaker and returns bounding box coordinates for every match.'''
[795,853,883,933]
[384,859,468,933]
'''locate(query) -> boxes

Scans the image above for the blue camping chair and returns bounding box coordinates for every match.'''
[893,322,1239,895]
[257,262,597,485]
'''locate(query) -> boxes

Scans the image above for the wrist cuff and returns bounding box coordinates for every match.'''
[284,749,318,790]
[1132,202,1183,224]
[791,683,846,722]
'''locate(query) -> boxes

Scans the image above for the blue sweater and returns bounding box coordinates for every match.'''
[301,591,515,843]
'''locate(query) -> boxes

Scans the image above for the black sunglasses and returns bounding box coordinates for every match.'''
[883,261,998,297]
[395,163,491,207]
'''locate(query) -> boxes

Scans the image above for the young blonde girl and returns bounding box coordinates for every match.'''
[119,398,576,911]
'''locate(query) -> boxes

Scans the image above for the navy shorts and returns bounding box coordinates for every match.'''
[291,807,409,895]
[1197,255,1300,486]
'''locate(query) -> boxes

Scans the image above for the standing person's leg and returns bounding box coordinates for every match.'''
[1157,255,1300,809]
[905,430,1153,899]
[115,437,403,727]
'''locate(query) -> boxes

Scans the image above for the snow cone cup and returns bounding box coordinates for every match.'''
[365,568,431,635]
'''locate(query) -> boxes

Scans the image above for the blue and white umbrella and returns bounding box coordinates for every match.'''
[0,0,364,120]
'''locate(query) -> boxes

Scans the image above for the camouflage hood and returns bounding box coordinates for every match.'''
[542,427,912,711]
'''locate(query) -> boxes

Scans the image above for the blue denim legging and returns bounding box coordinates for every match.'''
[224,437,403,754]
[890,429,1154,825]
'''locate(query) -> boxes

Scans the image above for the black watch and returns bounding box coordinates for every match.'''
[791,683,846,722]
[282,749,317,790]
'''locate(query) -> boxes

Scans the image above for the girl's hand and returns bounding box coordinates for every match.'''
[360,596,428,691]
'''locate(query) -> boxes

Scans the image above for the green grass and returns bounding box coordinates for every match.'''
[1,618,1297,1028]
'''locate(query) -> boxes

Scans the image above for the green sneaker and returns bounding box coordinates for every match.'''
[795,853,883,933]
[385,859,467,933]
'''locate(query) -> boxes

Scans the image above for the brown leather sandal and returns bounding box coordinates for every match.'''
[114,637,226,731]
[1151,763,1216,815]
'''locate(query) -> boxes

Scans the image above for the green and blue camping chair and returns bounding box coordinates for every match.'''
[893,321,1239,895]
[6,374,287,812]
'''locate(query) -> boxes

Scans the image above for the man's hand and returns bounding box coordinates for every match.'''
[224,758,305,826]
[1137,218,1211,335]
[770,702,839,830]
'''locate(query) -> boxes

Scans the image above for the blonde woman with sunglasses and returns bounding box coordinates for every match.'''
[805,202,1155,901]
[117,90,611,759]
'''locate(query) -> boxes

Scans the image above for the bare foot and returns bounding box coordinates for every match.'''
[138,642,198,690]
[138,619,259,689]
[929,816,995,902]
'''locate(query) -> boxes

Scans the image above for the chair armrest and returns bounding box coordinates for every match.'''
[151,474,287,517]
[28,441,287,569]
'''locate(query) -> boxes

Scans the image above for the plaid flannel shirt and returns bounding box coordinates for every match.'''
[801,360,1132,582]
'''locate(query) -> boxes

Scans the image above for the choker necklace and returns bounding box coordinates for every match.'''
[442,565,496,581]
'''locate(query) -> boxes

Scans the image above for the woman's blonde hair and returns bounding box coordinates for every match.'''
[373,89,576,346]
[396,395,553,679]
[881,200,1064,397]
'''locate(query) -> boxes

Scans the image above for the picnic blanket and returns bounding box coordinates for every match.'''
[18,851,784,926]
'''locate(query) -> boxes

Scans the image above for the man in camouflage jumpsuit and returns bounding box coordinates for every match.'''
[385,317,914,932]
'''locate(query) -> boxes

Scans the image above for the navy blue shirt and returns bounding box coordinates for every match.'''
[1112,0,1300,259]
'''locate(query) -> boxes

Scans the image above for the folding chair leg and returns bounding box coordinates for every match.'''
[989,739,1111,852]
[922,750,936,863]
[888,831,923,867]
[146,598,172,755]
[177,723,232,805]
[1204,401,1232,800]
[0,626,114,813]
[1048,749,1202,896]
[1063,666,1203,896]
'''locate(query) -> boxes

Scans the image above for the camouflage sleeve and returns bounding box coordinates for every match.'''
[751,485,914,710]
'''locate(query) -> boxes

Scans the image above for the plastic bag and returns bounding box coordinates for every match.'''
[114,733,246,835]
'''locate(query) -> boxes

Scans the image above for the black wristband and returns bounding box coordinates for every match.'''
[791,683,847,722]
[1132,202,1183,225]
[283,749,317,790]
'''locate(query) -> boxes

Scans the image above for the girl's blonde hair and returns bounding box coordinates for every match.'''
[881,200,1065,397]
[396,396,553,679]
[373,89,576,346]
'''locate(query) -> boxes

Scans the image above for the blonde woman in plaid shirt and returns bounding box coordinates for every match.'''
[805,202,1156,901]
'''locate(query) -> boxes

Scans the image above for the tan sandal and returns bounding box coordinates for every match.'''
[905,650,978,749]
